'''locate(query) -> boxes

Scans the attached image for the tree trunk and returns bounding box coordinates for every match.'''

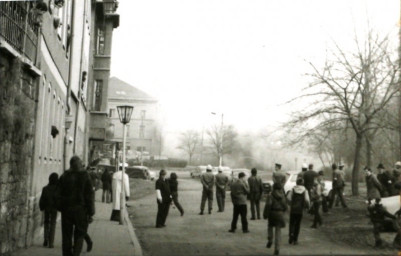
[365,135,372,168]
[352,134,363,196]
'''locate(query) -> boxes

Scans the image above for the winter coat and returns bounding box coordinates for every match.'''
[263,189,287,228]
[156,177,172,202]
[287,185,310,214]
[272,171,286,188]
[101,170,112,190]
[303,170,318,190]
[310,183,322,203]
[366,174,382,200]
[215,173,229,191]
[333,169,345,189]
[230,179,249,205]
[112,171,130,210]
[57,170,95,216]
[39,184,58,211]
[201,171,215,191]
[248,175,263,200]
[168,178,178,193]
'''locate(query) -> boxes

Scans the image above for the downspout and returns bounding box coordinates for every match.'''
[64,0,76,169]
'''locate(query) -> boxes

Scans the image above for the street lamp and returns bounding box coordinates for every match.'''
[211,112,224,167]
[117,105,134,225]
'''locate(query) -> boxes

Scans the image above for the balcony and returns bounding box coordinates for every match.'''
[0,2,40,63]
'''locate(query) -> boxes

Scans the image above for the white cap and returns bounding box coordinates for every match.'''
[395,162,401,167]
[218,166,223,172]
[206,164,213,170]
[302,163,308,169]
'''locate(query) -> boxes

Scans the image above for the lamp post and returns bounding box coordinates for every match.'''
[211,112,224,166]
[117,105,134,225]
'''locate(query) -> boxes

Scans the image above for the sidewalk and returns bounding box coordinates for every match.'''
[12,191,142,256]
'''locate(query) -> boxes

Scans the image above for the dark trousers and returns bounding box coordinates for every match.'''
[44,209,58,247]
[249,194,261,219]
[61,206,89,256]
[102,188,112,203]
[200,189,213,212]
[289,213,303,242]
[171,192,184,214]
[322,196,328,213]
[231,204,248,231]
[329,187,347,208]
[216,188,226,212]
[156,200,171,227]
[312,202,322,227]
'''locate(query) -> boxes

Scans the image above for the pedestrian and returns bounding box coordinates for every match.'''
[365,167,382,201]
[329,164,347,209]
[264,183,288,256]
[110,164,130,222]
[57,156,95,256]
[199,164,215,215]
[228,172,250,233]
[393,162,401,195]
[302,164,318,199]
[367,198,396,247]
[297,163,308,180]
[168,172,184,216]
[248,168,263,220]
[156,169,172,228]
[101,168,112,203]
[39,172,59,248]
[377,163,394,197]
[215,166,229,212]
[287,178,310,245]
[272,163,286,189]
[310,180,323,228]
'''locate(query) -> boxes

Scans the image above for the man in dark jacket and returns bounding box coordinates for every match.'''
[272,163,286,189]
[248,168,263,220]
[377,163,394,197]
[101,169,112,203]
[287,178,310,245]
[368,198,396,247]
[155,169,172,228]
[303,164,318,197]
[215,166,229,212]
[229,172,250,233]
[329,163,347,209]
[39,172,59,248]
[199,165,215,215]
[58,156,95,256]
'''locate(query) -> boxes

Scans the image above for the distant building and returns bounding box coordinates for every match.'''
[107,77,161,159]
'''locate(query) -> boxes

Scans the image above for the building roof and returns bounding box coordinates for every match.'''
[108,77,157,102]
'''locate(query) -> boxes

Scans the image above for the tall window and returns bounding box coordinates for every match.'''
[96,27,105,55]
[93,80,103,111]
[139,124,145,139]
[109,108,115,117]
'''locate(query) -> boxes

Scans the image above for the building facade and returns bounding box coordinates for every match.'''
[0,0,119,254]
[106,77,161,160]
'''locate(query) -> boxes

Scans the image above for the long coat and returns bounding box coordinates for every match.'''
[112,171,130,210]
[366,174,382,201]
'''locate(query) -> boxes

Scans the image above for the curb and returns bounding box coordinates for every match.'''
[123,206,143,256]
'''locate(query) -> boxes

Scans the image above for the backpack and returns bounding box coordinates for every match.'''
[290,189,305,213]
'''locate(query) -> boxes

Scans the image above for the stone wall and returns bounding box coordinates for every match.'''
[0,52,37,255]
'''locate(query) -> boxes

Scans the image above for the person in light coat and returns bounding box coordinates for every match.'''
[110,165,130,222]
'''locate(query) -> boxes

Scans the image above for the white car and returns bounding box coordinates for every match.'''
[377,196,400,215]
[284,171,332,197]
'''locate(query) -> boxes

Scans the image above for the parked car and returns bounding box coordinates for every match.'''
[283,170,332,197]
[190,165,207,178]
[125,166,150,180]
[230,168,251,185]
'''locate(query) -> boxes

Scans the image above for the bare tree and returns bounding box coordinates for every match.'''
[285,31,399,196]
[207,124,238,165]
[177,130,200,165]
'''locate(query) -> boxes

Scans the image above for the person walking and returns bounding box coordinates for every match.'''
[287,178,310,245]
[110,164,130,222]
[367,198,396,247]
[248,168,263,220]
[310,180,323,228]
[57,156,95,256]
[378,163,394,197]
[329,164,347,209]
[303,164,318,198]
[228,172,250,233]
[365,167,382,201]
[264,183,288,255]
[215,166,229,212]
[39,173,59,248]
[199,165,215,215]
[101,168,112,203]
[156,169,172,228]
[169,172,184,216]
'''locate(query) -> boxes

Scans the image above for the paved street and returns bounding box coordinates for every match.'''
[128,174,385,256]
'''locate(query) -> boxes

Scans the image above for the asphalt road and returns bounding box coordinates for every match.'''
[128,174,390,256]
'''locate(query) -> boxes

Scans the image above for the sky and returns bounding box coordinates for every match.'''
[110,0,399,135]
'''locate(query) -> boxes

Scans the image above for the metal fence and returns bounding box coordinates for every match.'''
[0,2,39,63]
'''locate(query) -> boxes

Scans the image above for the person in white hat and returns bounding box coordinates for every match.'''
[199,165,215,215]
